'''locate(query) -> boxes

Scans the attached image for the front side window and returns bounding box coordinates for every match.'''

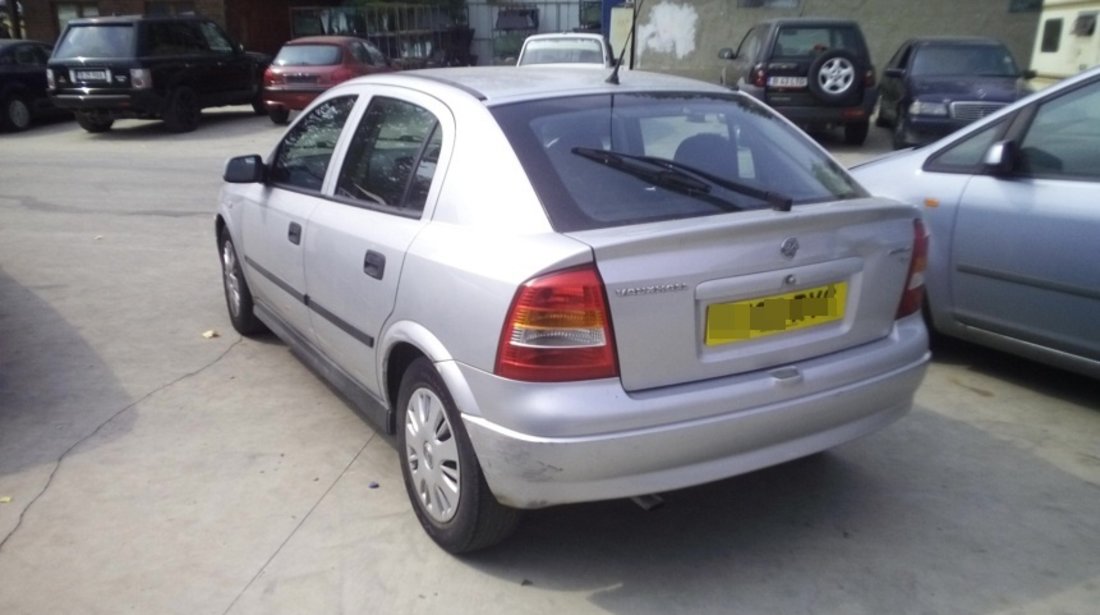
[1018,80,1100,179]
[198,22,234,54]
[493,92,866,232]
[926,118,1008,172]
[335,97,441,213]
[54,24,133,59]
[736,27,763,61]
[269,96,357,192]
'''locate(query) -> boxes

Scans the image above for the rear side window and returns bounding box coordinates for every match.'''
[773,26,862,58]
[146,22,208,55]
[335,96,441,214]
[493,92,866,232]
[274,44,342,66]
[53,25,135,59]
[269,96,357,192]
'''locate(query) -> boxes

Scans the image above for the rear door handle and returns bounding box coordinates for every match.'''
[288,222,302,245]
[364,250,385,280]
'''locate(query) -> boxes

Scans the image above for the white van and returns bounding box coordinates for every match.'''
[1031,0,1100,87]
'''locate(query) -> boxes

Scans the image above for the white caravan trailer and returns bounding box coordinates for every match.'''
[1031,0,1100,87]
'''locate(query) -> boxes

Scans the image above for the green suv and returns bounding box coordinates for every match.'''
[47,15,269,133]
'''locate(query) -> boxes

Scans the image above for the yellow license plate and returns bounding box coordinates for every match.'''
[705,282,847,346]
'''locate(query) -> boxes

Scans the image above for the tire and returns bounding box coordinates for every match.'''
[892,107,910,150]
[844,119,869,146]
[219,232,266,335]
[251,93,267,116]
[1,94,32,132]
[807,49,862,106]
[75,112,114,133]
[268,106,290,125]
[163,86,201,133]
[397,358,520,553]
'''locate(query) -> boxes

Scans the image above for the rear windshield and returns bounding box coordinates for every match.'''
[274,44,342,67]
[773,26,863,58]
[519,38,605,65]
[492,92,866,232]
[912,44,1018,77]
[53,24,135,59]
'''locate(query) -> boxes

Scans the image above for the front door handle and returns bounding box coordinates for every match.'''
[364,250,385,280]
[288,222,302,245]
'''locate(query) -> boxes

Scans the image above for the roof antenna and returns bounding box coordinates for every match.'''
[606,0,643,85]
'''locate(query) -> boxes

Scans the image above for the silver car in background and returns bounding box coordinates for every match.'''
[216,67,929,553]
[853,66,1100,379]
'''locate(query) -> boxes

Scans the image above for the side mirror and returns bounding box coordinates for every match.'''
[884,67,905,79]
[982,140,1018,176]
[1021,68,1037,80]
[718,48,736,61]
[224,154,266,183]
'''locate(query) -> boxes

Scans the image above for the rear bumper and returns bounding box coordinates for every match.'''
[455,314,929,509]
[263,87,325,112]
[50,89,164,117]
[741,84,877,125]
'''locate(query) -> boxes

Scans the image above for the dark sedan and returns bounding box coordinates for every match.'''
[1,39,67,132]
[876,37,1033,149]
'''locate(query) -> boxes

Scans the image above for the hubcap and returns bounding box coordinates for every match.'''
[222,240,242,318]
[404,387,460,523]
[8,99,30,130]
[818,58,855,94]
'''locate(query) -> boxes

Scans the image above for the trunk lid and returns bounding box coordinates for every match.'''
[570,199,917,392]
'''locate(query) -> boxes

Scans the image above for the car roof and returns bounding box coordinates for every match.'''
[523,32,607,41]
[342,66,729,105]
[759,18,864,28]
[907,36,1007,47]
[66,14,211,26]
[283,35,365,46]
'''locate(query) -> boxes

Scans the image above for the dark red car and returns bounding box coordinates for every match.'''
[263,36,393,124]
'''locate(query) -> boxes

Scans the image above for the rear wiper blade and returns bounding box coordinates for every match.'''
[575,147,794,212]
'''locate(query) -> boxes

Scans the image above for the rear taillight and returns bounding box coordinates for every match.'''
[896,219,928,319]
[130,68,152,89]
[264,69,283,86]
[495,264,619,382]
[750,63,767,88]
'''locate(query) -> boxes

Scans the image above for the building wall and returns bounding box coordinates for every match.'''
[631,0,1043,83]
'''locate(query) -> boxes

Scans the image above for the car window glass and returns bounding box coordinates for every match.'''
[147,22,207,55]
[927,118,1007,171]
[349,42,370,64]
[912,44,1017,77]
[1018,80,1100,179]
[887,43,908,69]
[494,93,866,232]
[199,22,235,54]
[366,44,386,66]
[737,27,762,59]
[774,26,860,58]
[53,24,135,59]
[274,44,341,66]
[269,96,357,192]
[14,45,39,65]
[335,97,440,212]
[520,38,605,65]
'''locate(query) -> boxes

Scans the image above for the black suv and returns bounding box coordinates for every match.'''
[47,15,269,133]
[719,18,877,145]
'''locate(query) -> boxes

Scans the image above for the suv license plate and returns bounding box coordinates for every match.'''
[767,76,807,88]
[74,69,110,82]
[705,282,847,346]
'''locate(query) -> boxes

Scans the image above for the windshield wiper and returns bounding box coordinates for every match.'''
[573,147,793,212]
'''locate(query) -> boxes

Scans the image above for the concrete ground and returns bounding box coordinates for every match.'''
[1,109,1097,615]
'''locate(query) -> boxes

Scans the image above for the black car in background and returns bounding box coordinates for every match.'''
[47,15,269,133]
[877,37,1034,149]
[718,18,878,145]
[1,39,67,132]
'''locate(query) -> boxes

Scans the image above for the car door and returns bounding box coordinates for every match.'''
[879,41,912,123]
[723,25,765,89]
[240,95,357,336]
[949,76,1100,360]
[302,87,451,394]
[197,20,251,103]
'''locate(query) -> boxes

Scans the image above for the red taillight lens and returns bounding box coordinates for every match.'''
[495,265,619,382]
[264,69,282,86]
[751,63,767,88]
[896,219,929,319]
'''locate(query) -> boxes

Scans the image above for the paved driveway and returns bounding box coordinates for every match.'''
[1,110,1097,614]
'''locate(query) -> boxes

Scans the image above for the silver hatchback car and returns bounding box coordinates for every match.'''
[216,67,929,552]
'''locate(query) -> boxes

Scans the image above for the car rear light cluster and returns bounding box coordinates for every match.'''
[130,68,152,89]
[750,63,767,88]
[896,219,928,319]
[495,265,619,382]
[264,70,283,86]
